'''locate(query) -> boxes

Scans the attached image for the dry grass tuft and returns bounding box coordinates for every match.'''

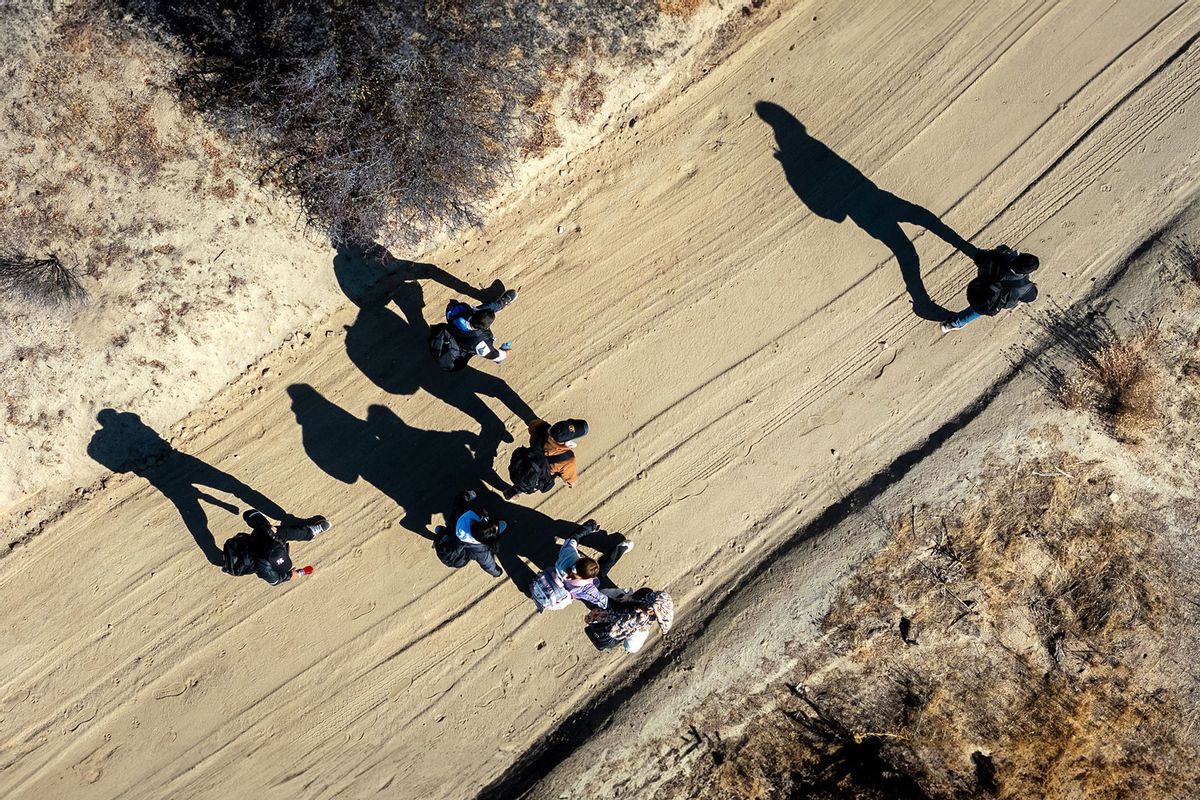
[570,71,607,124]
[0,250,85,307]
[1058,328,1164,442]
[1169,235,1200,288]
[658,454,1193,799]
[658,0,704,18]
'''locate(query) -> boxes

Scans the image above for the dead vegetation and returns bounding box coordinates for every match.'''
[658,0,705,17]
[571,71,609,124]
[113,0,664,248]
[656,453,1195,799]
[1169,235,1200,288]
[0,251,85,307]
[1,3,193,289]
[1058,327,1165,442]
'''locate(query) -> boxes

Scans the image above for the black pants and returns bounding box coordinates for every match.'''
[597,541,626,576]
[248,512,315,543]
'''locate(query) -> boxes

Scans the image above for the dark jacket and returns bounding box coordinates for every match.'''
[248,526,293,586]
[966,245,1038,315]
[446,301,502,361]
[433,493,503,576]
[433,531,500,576]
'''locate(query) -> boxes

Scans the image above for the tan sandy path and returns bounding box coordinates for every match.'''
[4,1,1200,798]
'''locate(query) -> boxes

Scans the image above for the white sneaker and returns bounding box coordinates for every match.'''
[940,321,957,334]
[616,539,635,554]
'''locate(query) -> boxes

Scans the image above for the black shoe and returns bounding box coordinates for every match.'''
[496,289,518,309]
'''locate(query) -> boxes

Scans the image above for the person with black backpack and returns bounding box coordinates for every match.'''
[505,418,587,499]
[941,245,1040,332]
[428,289,518,371]
[432,490,507,577]
[222,510,331,586]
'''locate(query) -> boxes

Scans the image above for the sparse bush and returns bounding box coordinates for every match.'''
[1169,235,1200,287]
[0,250,85,307]
[114,0,661,247]
[1057,328,1164,441]
[660,455,1189,800]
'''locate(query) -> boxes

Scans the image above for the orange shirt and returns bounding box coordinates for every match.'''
[528,419,577,487]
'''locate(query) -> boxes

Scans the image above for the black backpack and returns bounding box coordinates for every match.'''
[429,323,468,372]
[221,532,257,576]
[507,446,557,494]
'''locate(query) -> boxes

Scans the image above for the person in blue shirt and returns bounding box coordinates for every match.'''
[433,490,508,577]
[441,289,518,369]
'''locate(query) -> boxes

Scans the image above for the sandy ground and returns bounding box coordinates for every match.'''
[520,205,1200,799]
[3,1,1200,798]
[0,0,726,538]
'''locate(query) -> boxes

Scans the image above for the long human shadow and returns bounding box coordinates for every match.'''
[755,101,978,320]
[288,384,620,598]
[86,409,290,566]
[288,384,483,538]
[334,243,535,490]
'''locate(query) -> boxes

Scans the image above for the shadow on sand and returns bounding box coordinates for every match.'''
[333,243,535,491]
[756,101,977,320]
[87,409,292,566]
[287,384,625,596]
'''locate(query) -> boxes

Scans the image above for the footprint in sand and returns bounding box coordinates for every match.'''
[553,654,580,679]
[872,346,899,379]
[349,601,376,621]
[671,479,709,502]
[795,407,844,437]
[66,704,97,732]
[152,682,188,700]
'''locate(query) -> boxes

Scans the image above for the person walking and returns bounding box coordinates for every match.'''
[222,509,331,585]
[505,418,587,499]
[942,245,1040,332]
[429,289,518,371]
[433,490,508,577]
[530,520,634,612]
[583,588,674,654]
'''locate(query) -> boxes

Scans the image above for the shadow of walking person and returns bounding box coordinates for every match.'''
[755,101,978,320]
[333,244,536,490]
[86,409,290,566]
[287,384,495,538]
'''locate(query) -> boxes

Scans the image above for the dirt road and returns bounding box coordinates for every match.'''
[3,1,1199,798]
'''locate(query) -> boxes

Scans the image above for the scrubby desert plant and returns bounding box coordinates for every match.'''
[1058,328,1164,441]
[114,0,660,248]
[0,250,85,306]
[1169,234,1200,288]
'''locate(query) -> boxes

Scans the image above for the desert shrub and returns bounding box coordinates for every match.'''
[1169,235,1200,287]
[706,457,1181,799]
[113,0,661,248]
[0,250,85,307]
[1057,328,1164,441]
[658,0,704,16]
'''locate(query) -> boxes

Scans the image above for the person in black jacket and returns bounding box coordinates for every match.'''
[942,245,1040,332]
[232,510,332,585]
[433,490,507,577]
[431,290,518,371]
